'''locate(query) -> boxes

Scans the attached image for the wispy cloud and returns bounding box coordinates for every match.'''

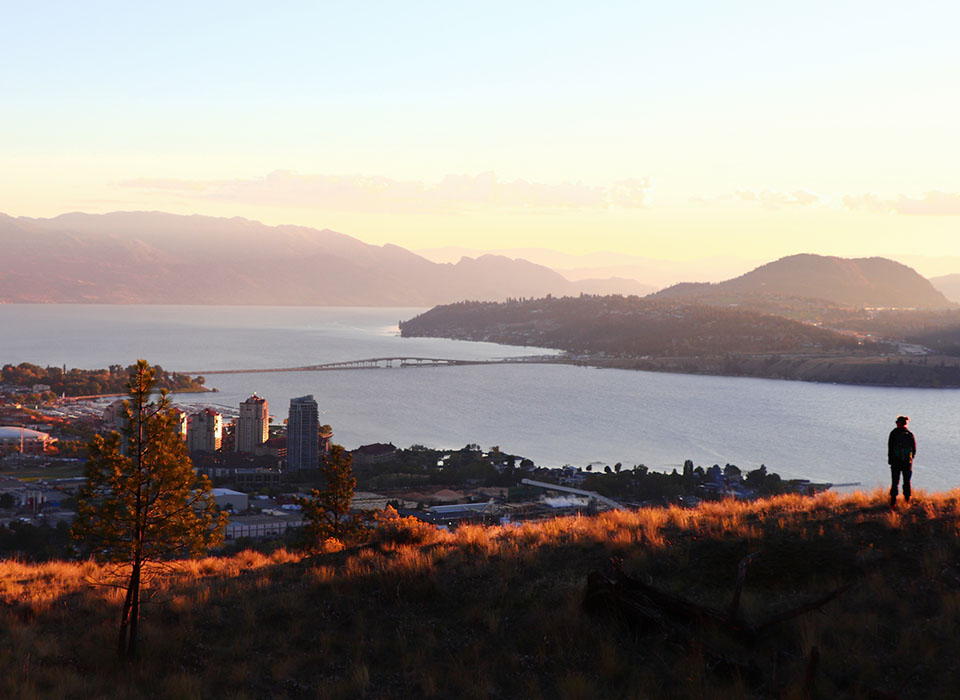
[721,187,960,216]
[843,190,960,216]
[840,193,890,213]
[734,187,823,209]
[120,171,655,213]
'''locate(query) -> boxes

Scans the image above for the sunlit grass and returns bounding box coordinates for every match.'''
[3,487,960,698]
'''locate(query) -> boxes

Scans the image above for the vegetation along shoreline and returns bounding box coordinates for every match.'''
[401,295,960,388]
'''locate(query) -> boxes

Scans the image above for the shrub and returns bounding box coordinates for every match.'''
[371,506,448,547]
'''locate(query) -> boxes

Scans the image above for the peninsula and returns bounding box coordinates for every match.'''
[400,294,960,388]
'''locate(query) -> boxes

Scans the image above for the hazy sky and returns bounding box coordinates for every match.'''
[3,1,959,264]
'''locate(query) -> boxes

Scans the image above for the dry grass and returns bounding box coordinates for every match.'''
[3,488,960,698]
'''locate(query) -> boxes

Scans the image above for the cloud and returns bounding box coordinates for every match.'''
[894,191,960,216]
[842,190,960,216]
[841,193,892,213]
[734,187,823,209]
[120,171,655,214]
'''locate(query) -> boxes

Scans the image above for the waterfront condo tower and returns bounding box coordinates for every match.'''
[187,408,223,453]
[235,394,269,453]
[286,394,319,471]
[170,407,189,442]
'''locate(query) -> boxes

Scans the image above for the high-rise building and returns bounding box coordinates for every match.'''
[170,407,189,443]
[187,408,222,453]
[102,399,127,433]
[235,394,269,453]
[286,395,319,471]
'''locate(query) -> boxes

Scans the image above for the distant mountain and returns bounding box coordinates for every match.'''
[653,254,954,310]
[0,211,647,306]
[929,274,960,305]
[415,245,754,289]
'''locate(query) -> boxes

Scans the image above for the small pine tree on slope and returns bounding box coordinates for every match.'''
[298,444,369,548]
[72,360,225,659]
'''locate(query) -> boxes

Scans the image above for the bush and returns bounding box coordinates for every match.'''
[371,506,447,547]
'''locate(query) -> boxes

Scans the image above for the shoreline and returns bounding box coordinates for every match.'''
[582,353,960,389]
[397,329,960,388]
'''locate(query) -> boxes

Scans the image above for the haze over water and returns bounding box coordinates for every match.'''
[4,304,960,493]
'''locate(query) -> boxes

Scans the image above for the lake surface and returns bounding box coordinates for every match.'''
[3,304,959,492]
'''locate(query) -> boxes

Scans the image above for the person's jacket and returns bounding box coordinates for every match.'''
[888,427,916,466]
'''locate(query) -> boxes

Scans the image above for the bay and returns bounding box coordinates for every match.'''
[2,304,959,492]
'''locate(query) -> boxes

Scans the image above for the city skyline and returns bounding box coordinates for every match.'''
[3,3,959,265]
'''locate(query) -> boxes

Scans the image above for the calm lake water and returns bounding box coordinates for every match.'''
[3,304,959,492]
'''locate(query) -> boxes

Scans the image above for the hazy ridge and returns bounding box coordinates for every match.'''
[0,212,650,305]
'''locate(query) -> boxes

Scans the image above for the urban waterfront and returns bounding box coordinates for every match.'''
[3,304,960,491]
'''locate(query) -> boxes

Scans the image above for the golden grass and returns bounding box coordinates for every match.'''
[3,487,960,698]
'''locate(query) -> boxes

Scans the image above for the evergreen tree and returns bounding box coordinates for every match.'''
[298,443,368,547]
[72,360,225,659]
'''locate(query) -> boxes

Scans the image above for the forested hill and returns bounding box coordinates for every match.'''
[654,254,953,310]
[400,295,876,357]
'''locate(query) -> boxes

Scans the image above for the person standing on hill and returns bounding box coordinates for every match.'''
[888,415,916,508]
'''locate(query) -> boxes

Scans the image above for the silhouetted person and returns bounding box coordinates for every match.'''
[888,415,916,508]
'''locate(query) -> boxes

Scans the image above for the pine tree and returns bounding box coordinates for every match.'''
[72,360,225,659]
[298,443,368,547]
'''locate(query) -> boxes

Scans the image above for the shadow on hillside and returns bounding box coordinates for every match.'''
[5,493,960,698]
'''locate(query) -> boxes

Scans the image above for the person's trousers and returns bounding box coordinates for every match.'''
[890,464,912,502]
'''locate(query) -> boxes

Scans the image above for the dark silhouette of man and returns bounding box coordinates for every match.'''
[888,415,916,508]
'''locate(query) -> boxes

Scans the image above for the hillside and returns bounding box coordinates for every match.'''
[654,254,954,310]
[0,212,644,306]
[398,296,960,386]
[400,295,873,357]
[3,490,960,698]
[929,273,960,304]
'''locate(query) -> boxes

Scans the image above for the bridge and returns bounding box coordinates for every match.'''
[185,355,568,375]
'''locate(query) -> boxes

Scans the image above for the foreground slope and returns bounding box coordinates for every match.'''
[3,490,959,698]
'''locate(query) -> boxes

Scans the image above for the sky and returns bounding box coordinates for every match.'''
[3,1,960,270]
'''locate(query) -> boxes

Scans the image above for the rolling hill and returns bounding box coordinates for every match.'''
[653,254,954,310]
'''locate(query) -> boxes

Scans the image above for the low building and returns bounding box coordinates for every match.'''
[224,512,303,541]
[0,475,52,511]
[0,426,56,454]
[351,443,397,468]
[211,488,249,512]
[350,491,392,511]
[234,468,282,489]
[253,436,286,465]
[403,500,498,528]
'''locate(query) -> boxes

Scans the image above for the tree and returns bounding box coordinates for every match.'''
[298,443,368,548]
[72,360,225,660]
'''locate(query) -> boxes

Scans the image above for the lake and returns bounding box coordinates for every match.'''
[2,304,958,492]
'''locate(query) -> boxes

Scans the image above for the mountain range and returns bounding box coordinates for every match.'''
[0,212,653,305]
[1,212,955,309]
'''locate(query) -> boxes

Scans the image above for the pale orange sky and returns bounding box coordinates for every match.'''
[3,2,959,270]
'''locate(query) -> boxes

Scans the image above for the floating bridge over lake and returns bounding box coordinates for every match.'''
[187,355,568,375]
